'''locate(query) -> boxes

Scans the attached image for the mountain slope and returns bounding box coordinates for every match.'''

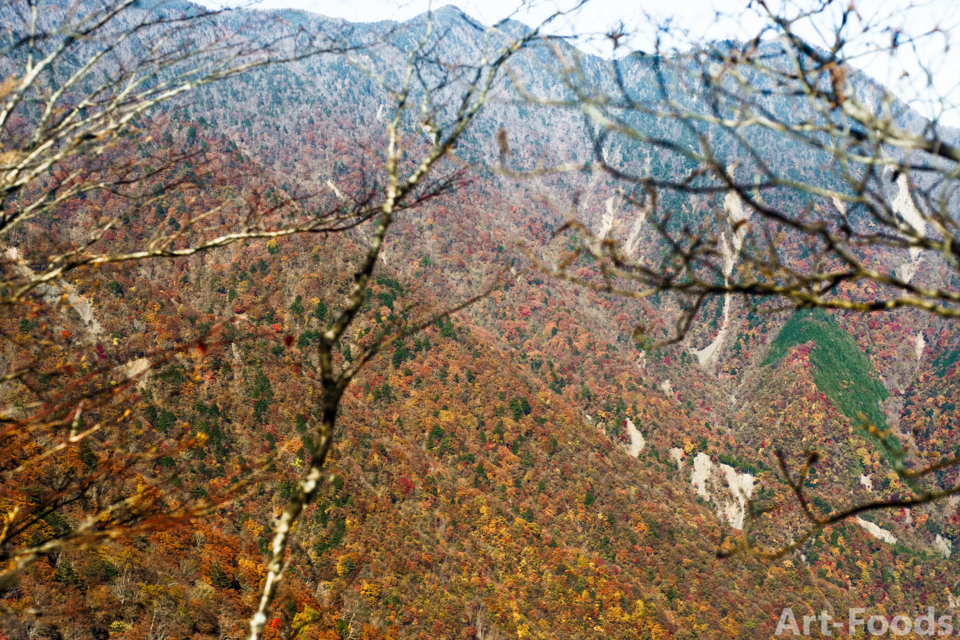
[5,2,960,638]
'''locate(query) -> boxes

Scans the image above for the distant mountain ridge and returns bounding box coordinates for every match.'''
[5,1,960,638]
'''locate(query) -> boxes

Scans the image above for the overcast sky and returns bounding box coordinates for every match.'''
[196,0,960,127]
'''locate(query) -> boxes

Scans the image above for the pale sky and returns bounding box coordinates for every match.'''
[197,0,960,128]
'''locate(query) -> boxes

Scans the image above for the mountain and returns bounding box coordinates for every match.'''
[4,2,960,639]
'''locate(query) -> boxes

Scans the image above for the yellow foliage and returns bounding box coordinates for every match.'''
[336,554,356,577]
[291,606,321,637]
[244,519,265,538]
[152,531,186,556]
[238,556,264,581]
[360,580,381,599]
[649,622,666,640]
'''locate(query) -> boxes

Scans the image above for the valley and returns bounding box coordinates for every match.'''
[3,1,960,638]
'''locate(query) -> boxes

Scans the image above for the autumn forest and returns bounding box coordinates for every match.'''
[3,1,960,639]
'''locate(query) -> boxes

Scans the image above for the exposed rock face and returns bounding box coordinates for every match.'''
[624,202,648,258]
[856,517,897,545]
[597,196,617,240]
[6,247,102,339]
[688,452,754,530]
[936,535,953,558]
[695,167,751,368]
[660,379,673,397]
[326,179,345,201]
[890,170,926,284]
[625,419,645,456]
[118,357,152,389]
[670,447,685,469]
[691,452,712,499]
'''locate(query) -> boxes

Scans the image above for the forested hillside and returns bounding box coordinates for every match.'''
[4,2,960,639]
